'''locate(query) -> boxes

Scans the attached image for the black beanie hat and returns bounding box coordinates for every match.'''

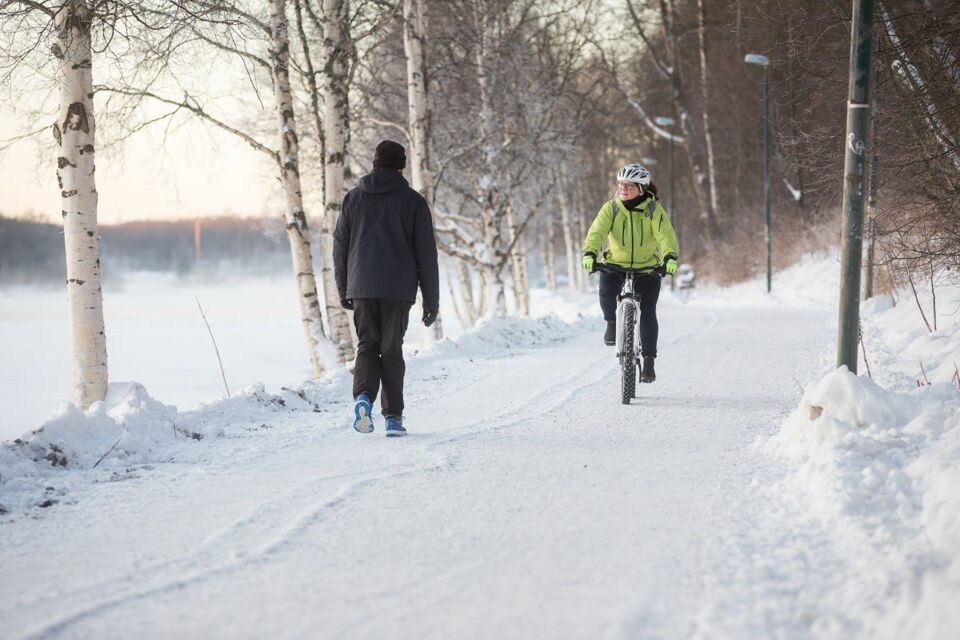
[373,140,406,170]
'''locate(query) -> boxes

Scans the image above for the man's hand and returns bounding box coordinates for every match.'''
[340,298,354,310]
[582,253,595,272]
[422,306,438,327]
[664,259,678,275]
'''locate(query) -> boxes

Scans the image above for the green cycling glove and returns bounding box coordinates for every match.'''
[582,254,595,272]
[665,258,678,275]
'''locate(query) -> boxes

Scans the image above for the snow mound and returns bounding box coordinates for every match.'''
[688,251,840,309]
[0,383,203,513]
[767,366,960,636]
[861,277,960,388]
[419,313,586,359]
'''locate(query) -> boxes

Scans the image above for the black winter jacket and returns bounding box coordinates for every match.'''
[333,170,439,311]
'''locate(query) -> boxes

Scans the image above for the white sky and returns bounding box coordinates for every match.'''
[0,109,284,225]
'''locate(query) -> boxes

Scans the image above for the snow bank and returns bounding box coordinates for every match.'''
[861,276,960,387]
[0,380,328,514]
[0,383,187,512]
[766,277,960,636]
[0,311,586,515]
[416,312,588,360]
[688,251,840,309]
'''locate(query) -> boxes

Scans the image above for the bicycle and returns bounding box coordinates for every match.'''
[593,262,666,404]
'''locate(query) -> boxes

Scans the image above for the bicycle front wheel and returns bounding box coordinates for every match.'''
[620,304,636,404]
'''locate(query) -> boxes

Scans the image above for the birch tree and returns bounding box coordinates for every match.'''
[402,0,434,207]
[1,0,110,408]
[696,0,719,219]
[269,0,327,377]
[622,0,718,237]
[97,0,330,377]
[401,0,444,336]
[318,0,355,362]
[423,0,591,319]
[56,0,108,407]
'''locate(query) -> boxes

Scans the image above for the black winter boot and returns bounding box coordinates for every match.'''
[603,321,616,346]
[641,356,656,383]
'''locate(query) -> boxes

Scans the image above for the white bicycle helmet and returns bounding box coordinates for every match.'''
[616,163,651,187]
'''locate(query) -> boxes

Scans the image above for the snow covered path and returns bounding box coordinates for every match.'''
[2,304,842,639]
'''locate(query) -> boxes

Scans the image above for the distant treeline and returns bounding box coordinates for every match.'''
[0,215,292,284]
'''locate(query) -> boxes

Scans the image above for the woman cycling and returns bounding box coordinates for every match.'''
[581,163,679,383]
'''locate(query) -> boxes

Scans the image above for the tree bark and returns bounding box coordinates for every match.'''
[403,0,443,339]
[321,0,355,361]
[403,0,435,207]
[55,0,108,409]
[457,260,479,325]
[557,177,579,292]
[475,8,508,316]
[543,212,557,291]
[506,203,530,315]
[697,0,720,220]
[270,0,326,379]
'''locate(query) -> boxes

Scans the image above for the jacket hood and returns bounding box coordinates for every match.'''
[358,169,409,195]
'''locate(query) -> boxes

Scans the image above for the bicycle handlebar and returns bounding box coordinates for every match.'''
[593,262,667,277]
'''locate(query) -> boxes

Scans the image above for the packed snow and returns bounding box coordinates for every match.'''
[2,255,959,638]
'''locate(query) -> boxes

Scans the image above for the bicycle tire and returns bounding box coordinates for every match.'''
[620,305,636,404]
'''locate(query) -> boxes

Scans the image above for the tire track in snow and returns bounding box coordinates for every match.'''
[20,458,444,640]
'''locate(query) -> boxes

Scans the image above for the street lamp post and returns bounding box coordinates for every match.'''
[745,53,771,293]
[837,0,876,372]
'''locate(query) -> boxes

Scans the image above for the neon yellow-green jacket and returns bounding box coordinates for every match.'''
[582,194,679,269]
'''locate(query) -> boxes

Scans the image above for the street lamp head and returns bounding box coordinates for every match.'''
[654,116,675,127]
[642,157,658,166]
[744,53,770,66]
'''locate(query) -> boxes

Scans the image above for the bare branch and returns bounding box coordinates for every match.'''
[95,86,280,165]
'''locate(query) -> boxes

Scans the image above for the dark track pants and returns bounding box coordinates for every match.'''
[598,271,662,357]
[352,298,412,418]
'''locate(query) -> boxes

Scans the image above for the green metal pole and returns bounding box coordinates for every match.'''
[669,129,676,290]
[763,66,771,294]
[837,0,876,372]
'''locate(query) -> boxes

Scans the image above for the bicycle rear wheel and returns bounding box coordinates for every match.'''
[620,305,636,404]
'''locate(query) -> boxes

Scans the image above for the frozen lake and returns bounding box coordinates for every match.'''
[1,272,340,442]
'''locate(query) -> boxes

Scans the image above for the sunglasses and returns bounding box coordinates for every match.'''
[616,182,640,190]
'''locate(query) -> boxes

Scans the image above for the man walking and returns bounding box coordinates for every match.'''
[333,140,439,437]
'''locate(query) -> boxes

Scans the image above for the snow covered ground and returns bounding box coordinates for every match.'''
[2,256,959,638]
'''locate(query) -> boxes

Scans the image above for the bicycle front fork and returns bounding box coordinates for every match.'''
[615,300,638,358]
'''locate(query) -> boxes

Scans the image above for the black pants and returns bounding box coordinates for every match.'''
[352,298,412,418]
[599,271,662,358]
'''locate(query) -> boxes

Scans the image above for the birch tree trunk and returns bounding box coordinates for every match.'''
[403,0,443,339]
[476,8,507,317]
[543,213,557,291]
[697,0,720,220]
[55,0,108,409]
[291,0,326,210]
[627,0,716,236]
[270,0,325,378]
[663,0,713,236]
[878,1,960,171]
[321,0,355,361]
[403,0,434,207]
[445,261,468,330]
[557,180,579,292]
[457,261,479,325]
[506,203,529,316]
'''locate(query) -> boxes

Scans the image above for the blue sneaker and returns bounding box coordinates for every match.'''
[353,393,374,433]
[385,416,406,437]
